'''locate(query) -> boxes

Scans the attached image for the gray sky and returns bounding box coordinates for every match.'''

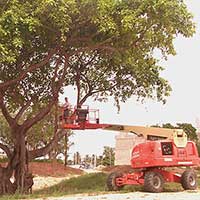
[61,0,200,157]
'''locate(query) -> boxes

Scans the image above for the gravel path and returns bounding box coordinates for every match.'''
[34,191,200,200]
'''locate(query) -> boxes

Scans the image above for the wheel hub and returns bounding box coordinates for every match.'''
[189,176,196,186]
[152,176,161,189]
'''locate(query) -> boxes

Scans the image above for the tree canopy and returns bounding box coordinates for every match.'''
[154,123,198,142]
[66,0,195,106]
[0,0,195,110]
[102,146,115,166]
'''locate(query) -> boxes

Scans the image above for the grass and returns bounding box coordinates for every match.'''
[0,171,200,200]
[0,173,108,200]
[35,172,108,197]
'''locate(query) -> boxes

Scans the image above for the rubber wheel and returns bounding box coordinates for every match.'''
[106,172,124,191]
[181,169,197,190]
[144,171,164,193]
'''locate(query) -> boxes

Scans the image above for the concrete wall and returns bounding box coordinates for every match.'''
[115,132,145,165]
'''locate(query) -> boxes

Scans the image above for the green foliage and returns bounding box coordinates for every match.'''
[102,146,115,166]
[0,0,195,113]
[0,113,13,147]
[0,0,196,168]
[0,0,77,118]
[66,0,195,107]
[0,108,54,149]
[1,0,195,107]
[0,0,77,64]
[0,107,74,159]
[162,123,175,129]
[176,123,198,142]
[154,123,198,142]
[28,108,74,158]
[27,109,55,149]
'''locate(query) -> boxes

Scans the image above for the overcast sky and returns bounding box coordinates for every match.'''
[61,0,200,158]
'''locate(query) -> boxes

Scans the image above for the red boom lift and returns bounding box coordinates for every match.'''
[59,105,200,192]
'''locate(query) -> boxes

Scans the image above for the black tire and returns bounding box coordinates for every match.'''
[106,172,124,191]
[181,169,197,190]
[144,171,164,193]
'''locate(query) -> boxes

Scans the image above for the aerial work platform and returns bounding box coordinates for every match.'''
[59,105,200,193]
[59,105,187,146]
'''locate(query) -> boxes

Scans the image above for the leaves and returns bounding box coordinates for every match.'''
[102,146,115,166]
[0,0,196,155]
[155,123,198,142]
[63,0,194,107]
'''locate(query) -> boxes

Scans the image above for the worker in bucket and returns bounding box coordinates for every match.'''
[63,97,71,123]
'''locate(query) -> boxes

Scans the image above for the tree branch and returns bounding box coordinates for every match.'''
[0,94,15,127]
[22,54,69,133]
[0,48,57,91]
[22,99,56,133]
[79,92,93,106]
[14,99,32,122]
[79,80,123,106]
[53,54,69,94]
[28,129,67,160]
[80,74,93,94]
[52,56,62,91]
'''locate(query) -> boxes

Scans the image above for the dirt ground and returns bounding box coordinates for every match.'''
[29,162,83,177]
[29,162,83,190]
[31,191,200,200]
[102,165,133,173]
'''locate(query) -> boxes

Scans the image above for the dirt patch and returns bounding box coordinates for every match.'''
[29,162,84,177]
[102,165,133,173]
[32,175,78,190]
[29,162,84,190]
[37,191,200,200]
[0,162,84,177]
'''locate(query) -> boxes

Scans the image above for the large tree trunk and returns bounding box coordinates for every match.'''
[0,129,67,195]
[0,131,33,195]
[0,165,16,194]
[13,133,30,193]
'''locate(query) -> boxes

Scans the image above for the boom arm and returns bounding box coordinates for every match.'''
[59,106,187,147]
[103,124,188,147]
[104,124,175,139]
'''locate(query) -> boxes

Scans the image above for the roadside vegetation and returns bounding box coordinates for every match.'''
[0,170,199,200]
